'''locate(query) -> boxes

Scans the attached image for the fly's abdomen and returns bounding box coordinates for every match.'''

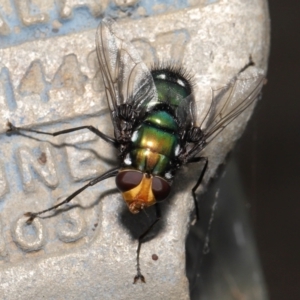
[130,111,179,175]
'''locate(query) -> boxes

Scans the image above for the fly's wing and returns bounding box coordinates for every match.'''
[174,94,196,131]
[96,18,157,120]
[196,74,266,145]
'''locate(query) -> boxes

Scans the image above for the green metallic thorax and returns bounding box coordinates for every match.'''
[129,75,190,176]
[155,80,190,104]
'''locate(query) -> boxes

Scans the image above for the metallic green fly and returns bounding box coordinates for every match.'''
[7,18,265,283]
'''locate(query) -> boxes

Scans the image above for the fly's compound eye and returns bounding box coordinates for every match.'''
[116,170,143,192]
[152,176,171,202]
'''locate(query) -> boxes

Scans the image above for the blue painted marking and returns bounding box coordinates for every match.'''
[0,1,191,48]
[0,201,4,211]
[139,0,189,15]
[0,67,17,111]
[4,154,23,193]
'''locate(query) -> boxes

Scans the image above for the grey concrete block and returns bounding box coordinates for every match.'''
[0,0,269,299]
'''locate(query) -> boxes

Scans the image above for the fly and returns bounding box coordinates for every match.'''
[7,18,265,283]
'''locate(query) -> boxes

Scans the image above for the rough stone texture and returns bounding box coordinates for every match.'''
[0,0,269,299]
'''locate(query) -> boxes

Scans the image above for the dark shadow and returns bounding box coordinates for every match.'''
[187,152,268,299]
[118,198,170,242]
[6,129,118,166]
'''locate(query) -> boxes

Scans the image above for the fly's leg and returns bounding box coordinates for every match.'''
[6,121,118,147]
[113,104,136,144]
[187,157,217,258]
[134,204,161,284]
[25,167,119,224]
[238,55,254,74]
[187,157,208,222]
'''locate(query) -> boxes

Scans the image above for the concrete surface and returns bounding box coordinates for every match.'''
[0,0,269,299]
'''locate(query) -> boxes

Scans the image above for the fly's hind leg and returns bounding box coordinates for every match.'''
[134,204,161,284]
[187,157,208,222]
[6,120,118,146]
[188,157,218,257]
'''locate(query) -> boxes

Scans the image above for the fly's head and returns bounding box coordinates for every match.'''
[115,169,171,213]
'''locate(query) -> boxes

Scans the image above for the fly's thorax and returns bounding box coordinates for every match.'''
[148,67,195,135]
[115,169,172,214]
[151,68,193,106]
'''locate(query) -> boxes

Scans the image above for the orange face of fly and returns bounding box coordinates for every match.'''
[115,170,171,214]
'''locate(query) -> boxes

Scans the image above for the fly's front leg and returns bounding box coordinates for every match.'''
[134,204,161,284]
[6,120,118,147]
[25,167,119,224]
